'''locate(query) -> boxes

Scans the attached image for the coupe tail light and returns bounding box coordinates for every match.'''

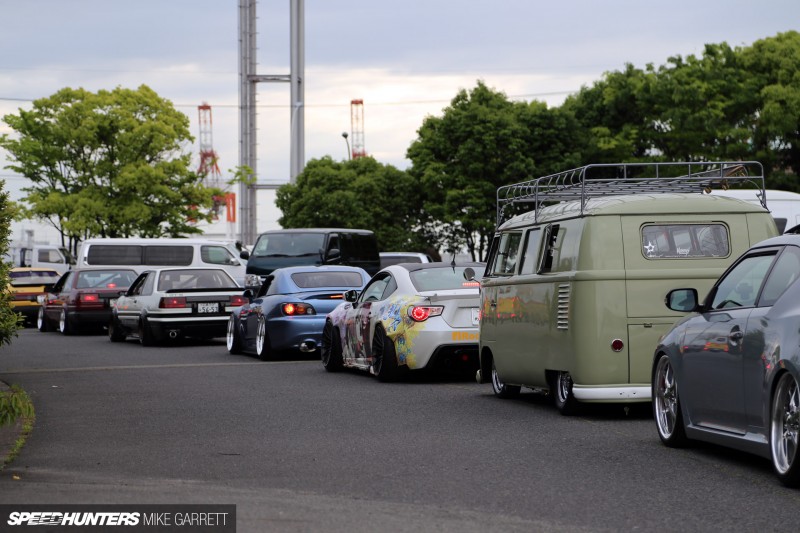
[408,305,444,322]
[159,296,188,309]
[229,295,248,307]
[282,303,315,316]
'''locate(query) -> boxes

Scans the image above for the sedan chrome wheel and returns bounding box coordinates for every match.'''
[653,354,687,446]
[770,372,800,486]
[59,309,71,335]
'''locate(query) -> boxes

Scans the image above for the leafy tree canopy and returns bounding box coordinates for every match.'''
[0,181,23,347]
[0,85,218,255]
[276,156,437,256]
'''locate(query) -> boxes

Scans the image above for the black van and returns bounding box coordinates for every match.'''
[244,228,380,287]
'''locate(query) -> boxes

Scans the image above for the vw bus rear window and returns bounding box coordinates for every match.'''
[641,224,730,259]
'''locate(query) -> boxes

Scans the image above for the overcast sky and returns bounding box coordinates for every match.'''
[1,0,798,238]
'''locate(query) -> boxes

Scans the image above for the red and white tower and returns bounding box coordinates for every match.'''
[197,103,236,235]
[350,99,366,159]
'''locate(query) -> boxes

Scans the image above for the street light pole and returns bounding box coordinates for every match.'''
[341,132,352,161]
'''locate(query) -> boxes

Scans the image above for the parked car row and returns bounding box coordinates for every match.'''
[18,162,800,488]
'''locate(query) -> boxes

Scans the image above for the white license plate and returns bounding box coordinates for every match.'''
[471,308,480,325]
[198,302,219,313]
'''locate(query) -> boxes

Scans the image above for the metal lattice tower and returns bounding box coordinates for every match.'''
[350,99,366,159]
[198,103,223,187]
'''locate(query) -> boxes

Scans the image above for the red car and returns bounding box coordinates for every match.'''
[38,268,139,335]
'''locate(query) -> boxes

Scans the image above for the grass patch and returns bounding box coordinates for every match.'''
[0,385,35,470]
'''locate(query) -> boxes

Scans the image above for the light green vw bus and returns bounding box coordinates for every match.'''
[477,162,778,414]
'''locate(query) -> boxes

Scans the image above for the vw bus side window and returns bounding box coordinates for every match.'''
[641,224,730,259]
[537,224,561,274]
[519,228,542,275]
[488,232,522,276]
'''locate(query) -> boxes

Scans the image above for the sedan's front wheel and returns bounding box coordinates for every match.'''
[770,372,800,487]
[653,354,687,447]
[109,316,126,342]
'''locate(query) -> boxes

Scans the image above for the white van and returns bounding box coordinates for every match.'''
[4,244,72,275]
[708,189,800,233]
[76,238,247,286]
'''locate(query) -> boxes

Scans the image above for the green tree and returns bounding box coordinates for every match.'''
[0,85,218,256]
[0,180,23,347]
[406,81,582,260]
[276,156,435,254]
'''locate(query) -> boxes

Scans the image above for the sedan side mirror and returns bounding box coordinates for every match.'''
[665,288,699,312]
[343,289,359,303]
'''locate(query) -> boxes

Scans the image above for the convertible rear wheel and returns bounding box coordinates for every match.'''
[255,316,272,361]
[226,315,243,355]
[770,372,800,487]
[371,326,399,382]
[653,354,687,447]
[491,358,520,398]
[321,320,343,372]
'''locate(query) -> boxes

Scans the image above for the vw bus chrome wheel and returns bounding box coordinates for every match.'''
[552,371,578,415]
[491,359,520,398]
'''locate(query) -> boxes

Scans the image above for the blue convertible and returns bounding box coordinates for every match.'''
[226,265,370,360]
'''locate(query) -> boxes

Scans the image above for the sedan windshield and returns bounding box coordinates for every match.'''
[157,269,237,291]
[9,270,60,286]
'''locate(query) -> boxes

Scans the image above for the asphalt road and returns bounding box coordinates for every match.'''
[1,328,798,532]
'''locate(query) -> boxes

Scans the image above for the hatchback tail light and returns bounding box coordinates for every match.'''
[282,303,316,316]
[408,305,444,322]
[159,296,188,309]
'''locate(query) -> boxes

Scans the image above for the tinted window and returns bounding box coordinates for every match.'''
[38,249,64,263]
[145,246,193,266]
[340,233,379,262]
[410,266,485,292]
[290,271,365,288]
[642,224,729,259]
[711,254,775,309]
[87,245,143,265]
[380,255,423,268]
[252,233,325,257]
[759,247,800,307]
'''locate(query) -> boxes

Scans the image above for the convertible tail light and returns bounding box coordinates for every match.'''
[229,295,248,307]
[159,296,188,309]
[408,305,444,322]
[282,303,316,316]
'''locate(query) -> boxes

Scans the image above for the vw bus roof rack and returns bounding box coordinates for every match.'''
[496,161,766,225]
